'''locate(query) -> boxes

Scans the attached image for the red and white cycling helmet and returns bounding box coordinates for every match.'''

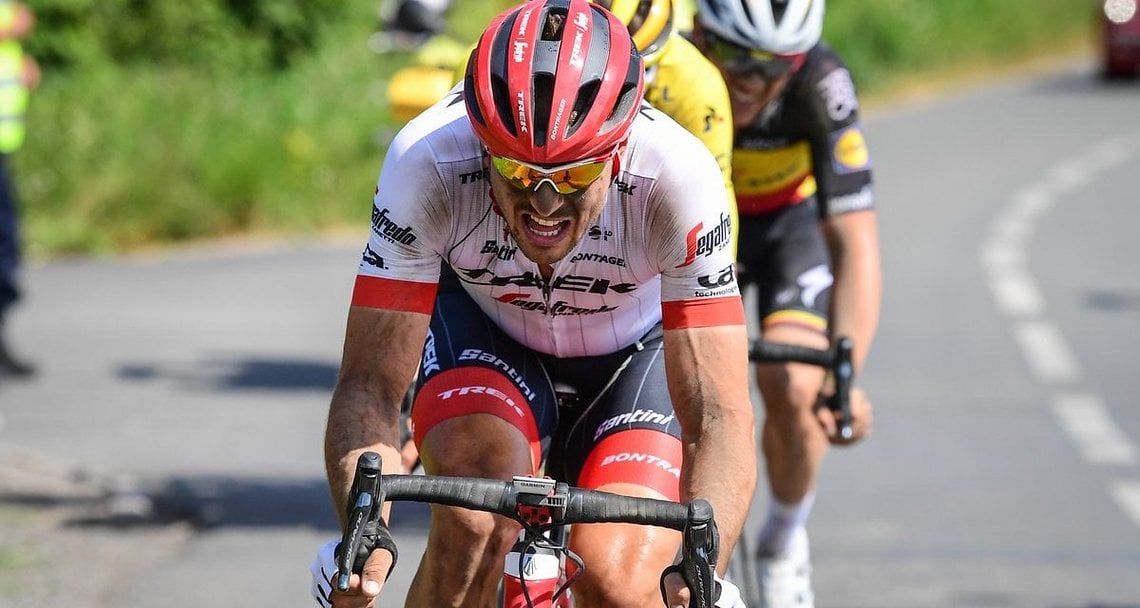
[463,0,645,165]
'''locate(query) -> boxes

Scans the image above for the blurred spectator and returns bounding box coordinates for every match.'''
[0,0,39,379]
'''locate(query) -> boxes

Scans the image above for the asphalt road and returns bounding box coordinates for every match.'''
[1,61,1138,607]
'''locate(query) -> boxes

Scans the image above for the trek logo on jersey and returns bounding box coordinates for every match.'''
[460,169,489,184]
[481,240,518,261]
[362,244,387,269]
[461,268,637,294]
[437,385,525,418]
[599,452,681,479]
[422,330,440,375]
[817,67,858,122]
[570,252,626,267]
[676,213,732,268]
[830,125,871,174]
[594,409,675,440]
[616,180,637,195]
[371,207,417,245]
[496,293,618,316]
[458,348,537,400]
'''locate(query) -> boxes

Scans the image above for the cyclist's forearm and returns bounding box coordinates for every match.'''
[325,383,404,530]
[664,325,757,570]
[825,210,881,371]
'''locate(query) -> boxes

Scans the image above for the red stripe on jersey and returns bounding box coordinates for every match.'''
[411,367,542,473]
[351,275,437,314]
[576,429,682,502]
[662,296,745,329]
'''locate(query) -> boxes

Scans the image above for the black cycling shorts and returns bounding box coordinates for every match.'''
[736,196,833,334]
[412,266,682,495]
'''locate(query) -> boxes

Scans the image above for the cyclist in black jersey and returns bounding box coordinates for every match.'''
[692,0,881,606]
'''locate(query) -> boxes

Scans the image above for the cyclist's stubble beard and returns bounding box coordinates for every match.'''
[488,166,610,271]
[725,70,792,128]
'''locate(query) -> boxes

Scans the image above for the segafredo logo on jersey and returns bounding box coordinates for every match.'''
[371,207,416,245]
[594,409,675,440]
[675,212,732,268]
[437,385,526,418]
[599,452,681,479]
[458,348,537,401]
[496,293,618,316]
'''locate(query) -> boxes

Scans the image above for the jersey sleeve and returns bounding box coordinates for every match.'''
[801,46,875,218]
[643,121,745,330]
[351,122,450,314]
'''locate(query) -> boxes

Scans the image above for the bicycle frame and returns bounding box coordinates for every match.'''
[335,452,720,608]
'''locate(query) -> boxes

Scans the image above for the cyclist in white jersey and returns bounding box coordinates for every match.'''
[313,1,755,606]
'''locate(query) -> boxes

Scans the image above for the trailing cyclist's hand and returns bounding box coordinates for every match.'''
[814,386,873,446]
[310,538,394,607]
[660,570,746,607]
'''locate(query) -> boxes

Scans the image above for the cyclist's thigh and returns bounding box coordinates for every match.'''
[747,198,833,335]
[551,326,684,604]
[412,266,558,475]
[554,325,683,501]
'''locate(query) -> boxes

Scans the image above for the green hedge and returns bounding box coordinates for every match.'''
[14,0,1099,257]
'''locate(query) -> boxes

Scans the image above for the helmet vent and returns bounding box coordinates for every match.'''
[541,8,568,40]
[490,76,518,137]
[565,80,600,138]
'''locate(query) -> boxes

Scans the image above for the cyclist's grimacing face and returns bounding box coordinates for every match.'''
[486,154,613,268]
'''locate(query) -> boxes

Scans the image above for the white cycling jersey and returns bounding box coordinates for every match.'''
[352,87,741,358]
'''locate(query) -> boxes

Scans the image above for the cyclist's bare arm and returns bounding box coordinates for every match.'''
[324,305,431,601]
[821,209,880,443]
[663,323,756,572]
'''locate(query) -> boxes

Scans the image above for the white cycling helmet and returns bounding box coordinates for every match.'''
[695,0,824,55]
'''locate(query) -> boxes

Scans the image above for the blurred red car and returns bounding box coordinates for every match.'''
[1102,0,1140,76]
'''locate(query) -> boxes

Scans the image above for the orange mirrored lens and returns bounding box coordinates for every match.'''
[491,155,609,194]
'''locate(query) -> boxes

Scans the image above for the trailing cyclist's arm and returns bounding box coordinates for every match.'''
[823,209,881,373]
[664,324,756,573]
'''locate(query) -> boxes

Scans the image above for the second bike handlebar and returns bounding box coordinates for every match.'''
[749,336,855,440]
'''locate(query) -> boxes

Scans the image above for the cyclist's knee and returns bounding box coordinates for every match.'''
[418,412,536,477]
[756,363,824,415]
[569,523,678,607]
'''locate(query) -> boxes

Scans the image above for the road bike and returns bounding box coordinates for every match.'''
[334,452,723,608]
[724,336,854,606]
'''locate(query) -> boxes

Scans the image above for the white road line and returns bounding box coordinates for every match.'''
[1109,481,1140,529]
[1013,320,1081,384]
[983,129,1140,531]
[1052,393,1138,466]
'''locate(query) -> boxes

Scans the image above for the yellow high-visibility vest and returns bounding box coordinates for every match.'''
[0,0,28,153]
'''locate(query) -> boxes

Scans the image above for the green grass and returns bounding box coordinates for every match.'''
[15,0,1101,258]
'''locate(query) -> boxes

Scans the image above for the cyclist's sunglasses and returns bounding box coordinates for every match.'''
[700,30,804,79]
[489,150,615,195]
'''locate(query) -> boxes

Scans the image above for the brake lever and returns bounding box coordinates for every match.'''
[829,337,854,440]
[335,452,383,592]
[659,499,719,608]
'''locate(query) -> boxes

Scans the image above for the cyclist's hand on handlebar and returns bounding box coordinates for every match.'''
[660,570,746,608]
[815,386,873,446]
[310,539,393,608]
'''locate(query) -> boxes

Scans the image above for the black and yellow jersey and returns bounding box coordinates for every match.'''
[732,43,873,219]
